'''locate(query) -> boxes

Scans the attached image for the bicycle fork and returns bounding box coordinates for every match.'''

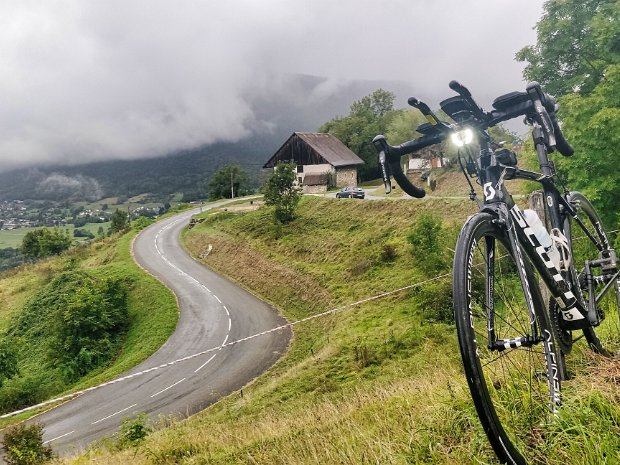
[486,205,541,351]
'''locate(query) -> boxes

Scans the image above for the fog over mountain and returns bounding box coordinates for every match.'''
[0,1,543,175]
[0,74,425,201]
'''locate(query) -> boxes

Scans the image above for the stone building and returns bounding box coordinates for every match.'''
[263,132,365,194]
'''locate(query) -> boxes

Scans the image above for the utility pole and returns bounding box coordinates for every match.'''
[230,169,235,199]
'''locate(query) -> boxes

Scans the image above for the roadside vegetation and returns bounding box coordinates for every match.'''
[52,177,619,464]
[0,222,178,427]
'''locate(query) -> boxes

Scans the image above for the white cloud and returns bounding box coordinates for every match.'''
[0,0,543,172]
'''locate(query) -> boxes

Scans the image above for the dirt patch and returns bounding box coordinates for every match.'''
[185,233,333,318]
[222,204,261,213]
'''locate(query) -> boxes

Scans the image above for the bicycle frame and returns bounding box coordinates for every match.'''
[471,122,610,336]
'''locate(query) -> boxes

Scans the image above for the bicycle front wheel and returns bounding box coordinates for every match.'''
[453,212,561,465]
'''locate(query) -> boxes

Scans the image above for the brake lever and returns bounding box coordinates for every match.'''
[526,82,556,149]
[373,135,392,194]
[378,150,393,194]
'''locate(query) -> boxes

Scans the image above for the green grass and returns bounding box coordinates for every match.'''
[0,229,34,248]
[59,196,491,463]
[27,193,620,464]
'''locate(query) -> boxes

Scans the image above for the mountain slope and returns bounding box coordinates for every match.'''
[0,75,420,202]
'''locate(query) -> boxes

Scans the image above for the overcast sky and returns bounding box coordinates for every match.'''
[0,0,544,172]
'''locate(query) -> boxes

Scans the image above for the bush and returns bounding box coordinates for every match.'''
[380,241,398,262]
[110,209,129,234]
[73,228,95,239]
[263,162,302,224]
[0,374,53,414]
[410,280,454,324]
[1,423,54,465]
[114,414,152,449]
[407,214,449,275]
[8,270,129,383]
[131,216,154,231]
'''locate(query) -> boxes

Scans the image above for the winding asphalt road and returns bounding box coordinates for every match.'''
[21,202,290,457]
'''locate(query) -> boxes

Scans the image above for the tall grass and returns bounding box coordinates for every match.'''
[49,187,620,464]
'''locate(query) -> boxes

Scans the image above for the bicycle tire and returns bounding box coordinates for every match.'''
[564,192,620,357]
[453,211,562,465]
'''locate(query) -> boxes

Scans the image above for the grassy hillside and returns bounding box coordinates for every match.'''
[0,223,111,249]
[56,184,619,464]
[0,227,178,426]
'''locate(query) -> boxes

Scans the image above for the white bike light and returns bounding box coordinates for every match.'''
[451,128,474,147]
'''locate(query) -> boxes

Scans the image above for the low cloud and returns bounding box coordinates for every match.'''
[0,1,543,173]
[35,173,103,201]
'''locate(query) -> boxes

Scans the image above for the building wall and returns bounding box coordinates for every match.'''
[335,167,357,187]
[303,184,328,194]
[298,164,335,190]
[407,158,430,172]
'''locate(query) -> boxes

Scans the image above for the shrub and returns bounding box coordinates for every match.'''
[380,241,398,262]
[115,414,151,449]
[0,374,52,413]
[263,162,302,224]
[353,338,377,368]
[73,228,95,239]
[8,270,129,383]
[110,209,129,234]
[407,214,450,275]
[410,280,454,324]
[348,258,373,276]
[1,423,54,465]
[131,216,154,231]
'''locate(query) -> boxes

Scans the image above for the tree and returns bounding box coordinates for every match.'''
[516,0,617,96]
[110,209,129,234]
[208,164,249,200]
[320,89,397,181]
[385,109,427,144]
[73,228,95,239]
[263,162,302,224]
[21,228,71,259]
[554,63,620,226]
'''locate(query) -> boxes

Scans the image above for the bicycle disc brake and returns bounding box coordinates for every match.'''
[550,298,573,355]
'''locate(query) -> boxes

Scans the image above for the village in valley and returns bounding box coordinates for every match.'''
[0,200,70,231]
[0,200,117,231]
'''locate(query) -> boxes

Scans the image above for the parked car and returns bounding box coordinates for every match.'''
[336,186,365,199]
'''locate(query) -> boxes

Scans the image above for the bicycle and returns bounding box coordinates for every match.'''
[372,81,620,465]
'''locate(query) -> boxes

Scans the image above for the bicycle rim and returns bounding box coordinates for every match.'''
[453,212,561,465]
[565,192,620,356]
